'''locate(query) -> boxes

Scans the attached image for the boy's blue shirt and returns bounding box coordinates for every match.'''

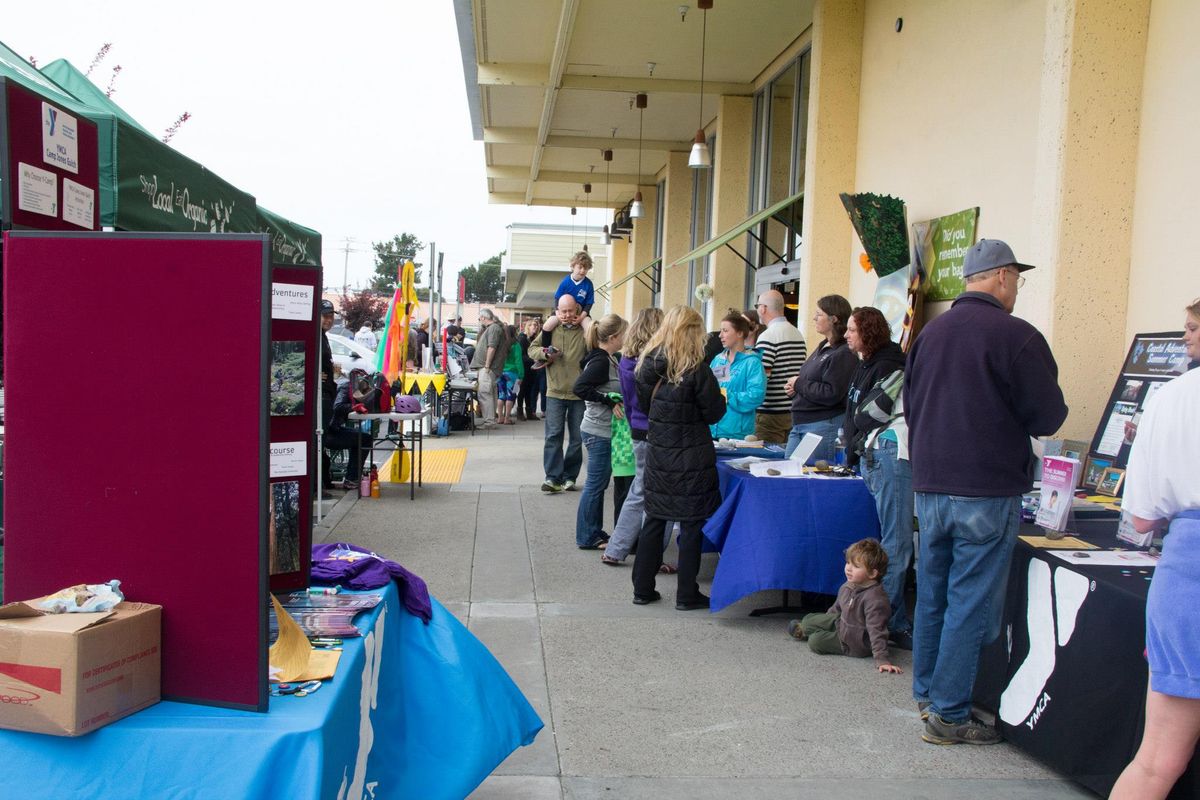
[555,274,594,309]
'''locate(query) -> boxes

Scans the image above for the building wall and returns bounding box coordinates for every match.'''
[849,0,1046,325]
[1127,0,1200,337]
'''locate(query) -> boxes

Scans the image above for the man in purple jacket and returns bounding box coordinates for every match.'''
[905,239,1068,746]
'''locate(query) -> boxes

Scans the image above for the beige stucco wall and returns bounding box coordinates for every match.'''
[660,152,694,308]
[1126,0,1200,338]
[710,96,754,323]
[609,236,631,319]
[798,0,862,344]
[849,0,1046,324]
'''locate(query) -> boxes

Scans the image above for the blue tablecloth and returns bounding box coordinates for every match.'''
[702,462,881,611]
[0,582,543,799]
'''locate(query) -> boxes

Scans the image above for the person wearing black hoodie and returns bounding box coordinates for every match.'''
[844,306,914,652]
[571,314,629,550]
[633,306,726,610]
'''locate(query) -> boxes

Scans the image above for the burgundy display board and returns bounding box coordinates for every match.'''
[3,231,270,711]
[0,78,101,231]
[268,265,320,592]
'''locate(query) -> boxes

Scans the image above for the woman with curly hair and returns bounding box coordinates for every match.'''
[844,305,914,648]
[632,306,726,610]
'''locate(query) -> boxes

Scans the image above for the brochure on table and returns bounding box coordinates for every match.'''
[1082,331,1187,490]
[268,264,320,593]
[1036,455,1079,531]
[3,231,271,711]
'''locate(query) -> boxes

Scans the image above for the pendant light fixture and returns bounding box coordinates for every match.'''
[689,0,713,169]
[582,179,592,252]
[630,93,647,218]
[570,199,577,252]
[602,148,613,245]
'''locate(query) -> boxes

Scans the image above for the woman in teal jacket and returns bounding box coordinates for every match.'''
[709,312,766,440]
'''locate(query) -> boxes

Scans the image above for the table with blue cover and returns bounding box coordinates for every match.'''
[0,581,543,799]
[702,461,881,612]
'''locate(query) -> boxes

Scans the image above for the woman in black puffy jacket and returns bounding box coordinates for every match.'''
[632,305,726,610]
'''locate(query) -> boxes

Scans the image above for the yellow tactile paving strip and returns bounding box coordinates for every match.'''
[381,448,468,484]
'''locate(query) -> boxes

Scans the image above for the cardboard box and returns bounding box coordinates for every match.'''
[0,600,161,736]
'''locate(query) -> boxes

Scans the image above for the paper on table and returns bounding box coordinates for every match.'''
[269,595,341,682]
[749,460,805,478]
[1049,550,1159,567]
[789,432,823,463]
[1018,535,1099,550]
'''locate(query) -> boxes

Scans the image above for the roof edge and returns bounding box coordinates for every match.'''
[452,0,484,141]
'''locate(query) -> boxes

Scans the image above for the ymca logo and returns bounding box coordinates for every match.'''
[998,559,1090,730]
[46,107,57,136]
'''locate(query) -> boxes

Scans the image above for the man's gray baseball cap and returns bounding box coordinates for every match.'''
[962,239,1035,278]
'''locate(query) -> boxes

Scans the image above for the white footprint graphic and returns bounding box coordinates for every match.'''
[998,560,1090,726]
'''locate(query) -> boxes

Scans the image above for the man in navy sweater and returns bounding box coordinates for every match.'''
[905,239,1068,746]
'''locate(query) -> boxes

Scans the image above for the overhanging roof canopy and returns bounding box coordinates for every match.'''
[455,0,814,209]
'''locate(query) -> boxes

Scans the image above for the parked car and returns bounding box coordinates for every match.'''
[326,332,376,376]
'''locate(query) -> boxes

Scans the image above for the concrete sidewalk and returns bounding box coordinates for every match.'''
[316,420,1094,800]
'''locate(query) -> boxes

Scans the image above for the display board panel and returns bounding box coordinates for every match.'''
[268,265,320,592]
[0,78,100,231]
[1083,331,1187,484]
[3,231,270,710]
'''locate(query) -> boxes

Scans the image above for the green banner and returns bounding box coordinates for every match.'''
[257,206,322,266]
[918,207,979,302]
[115,123,256,233]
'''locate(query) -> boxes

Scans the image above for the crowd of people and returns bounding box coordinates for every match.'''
[514,242,1198,784]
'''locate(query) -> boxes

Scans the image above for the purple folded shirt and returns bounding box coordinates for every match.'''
[311,542,432,623]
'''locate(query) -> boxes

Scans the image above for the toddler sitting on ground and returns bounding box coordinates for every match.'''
[788,538,901,674]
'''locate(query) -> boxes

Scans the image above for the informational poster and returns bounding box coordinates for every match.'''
[269,441,307,478]
[1085,330,1187,475]
[17,162,57,216]
[41,101,79,173]
[271,282,315,320]
[1120,335,1190,378]
[918,207,979,302]
[62,177,95,229]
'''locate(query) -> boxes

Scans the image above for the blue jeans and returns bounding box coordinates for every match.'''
[784,416,840,463]
[861,439,913,634]
[912,492,1021,722]
[576,433,612,547]
[607,439,672,561]
[543,397,584,484]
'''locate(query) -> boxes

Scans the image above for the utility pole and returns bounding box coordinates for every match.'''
[340,237,356,295]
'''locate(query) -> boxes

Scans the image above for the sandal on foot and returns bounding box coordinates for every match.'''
[601,554,624,565]
[658,563,678,574]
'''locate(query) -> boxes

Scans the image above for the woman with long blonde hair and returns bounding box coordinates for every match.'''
[631,306,726,609]
[571,313,628,549]
[601,307,670,565]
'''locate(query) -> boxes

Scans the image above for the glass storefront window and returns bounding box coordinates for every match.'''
[652,179,665,307]
[746,49,811,307]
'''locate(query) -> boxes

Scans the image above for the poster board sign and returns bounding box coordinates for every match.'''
[0,78,100,231]
[917,207,978,302]
[1085,331,1187,477]
[269,264,320,593]
[3,232,270,711]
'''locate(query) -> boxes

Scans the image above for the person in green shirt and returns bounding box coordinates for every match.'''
[497,324,525,424]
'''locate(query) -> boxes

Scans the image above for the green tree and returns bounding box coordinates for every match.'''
[370,233,424,292]
[459,252,509,303]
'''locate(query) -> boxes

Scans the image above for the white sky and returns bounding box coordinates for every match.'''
[4,0,568,292]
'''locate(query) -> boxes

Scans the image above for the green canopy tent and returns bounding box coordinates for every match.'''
[257,205,322,267]
[41,58,257,234]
